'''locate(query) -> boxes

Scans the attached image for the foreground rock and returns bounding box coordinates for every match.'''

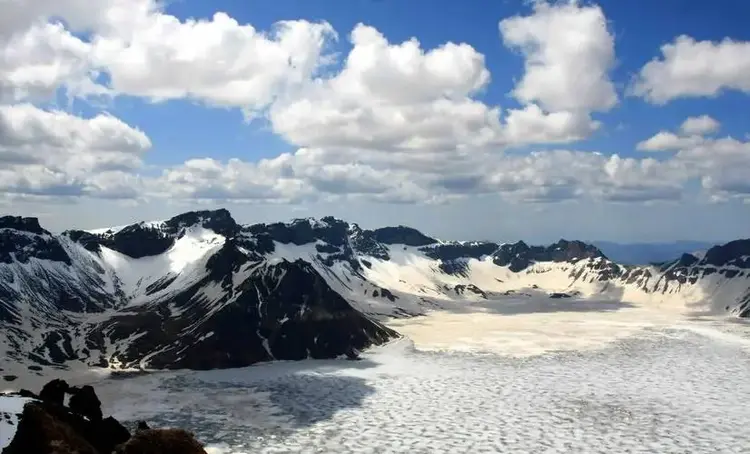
[115,429,206,454]
[1,379,206,454]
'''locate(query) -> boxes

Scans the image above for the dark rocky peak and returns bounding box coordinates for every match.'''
[244,216,351,247]
[90,223,174,259]
[162,208,240,238]
[666,253,700,270]
[371,226,437,246]
[700,239,750,268]
[546,239,607,262]
[0,216,50,235]
[0,217,70,265]
[492,239,605,272]
[421,241,500,261]
[65,209,240,259]
[348,227,390,260]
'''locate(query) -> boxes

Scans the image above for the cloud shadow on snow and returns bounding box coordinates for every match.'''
[144,357,382,434]
[440,287,636,316]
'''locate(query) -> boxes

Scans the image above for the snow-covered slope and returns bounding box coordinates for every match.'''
[0,211,397,377]
[1,210,748,377]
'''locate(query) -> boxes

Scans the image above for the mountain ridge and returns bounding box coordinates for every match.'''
[1,209,749,377]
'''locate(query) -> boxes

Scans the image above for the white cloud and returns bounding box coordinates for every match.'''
[502,104,599,144]
[637,115,721,151]
[0,0,157,37]
[499,0,618,113]
[635,119,750,201]
[269,23,504,151]
[0,22,104,102]
[92,14,337,112]
[636,131,703,152]
[4,0,746,211]
[0,104,151,197]
[0,0,336,111]
[633,35,750,103]
[680,115,720,136]
[149,145,696,206]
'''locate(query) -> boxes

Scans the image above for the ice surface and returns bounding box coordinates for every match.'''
[90,313,750,454]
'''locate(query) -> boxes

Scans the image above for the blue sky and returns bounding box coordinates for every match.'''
[2,0,750,243]
[103,0,750,166]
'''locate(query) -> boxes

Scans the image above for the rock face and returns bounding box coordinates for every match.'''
[114,429,206,454]
[1,380,205,454]
[1,209,749,375]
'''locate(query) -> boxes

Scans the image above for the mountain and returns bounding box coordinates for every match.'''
[1,210,749,377]
[592,240,718,265]
[0,211,397,375]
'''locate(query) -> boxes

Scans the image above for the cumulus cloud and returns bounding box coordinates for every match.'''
[268,23,504,151]
[499,0,618,113]
[149,145,695,206]
[0,104,151,197]
[270,6,616,154]
[636,132,703,152]
[635,118,750,201]
[2,0,745,210]
[680,115,720,136]
[0,22,104,102]
[637,115,722,152]
[92,14,336,113]
[0,0,336,111]
[633,35,750,103]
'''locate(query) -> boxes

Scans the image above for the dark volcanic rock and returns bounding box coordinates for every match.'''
[65,209,241,259]
[246,217,350,247]
[114,428,207,454]
[422,242,499,276]
[372,226,436,246]
[549,292,572,299]
[701,239,750,268]
[164,208,240,238]
[3,379,203,454]
[0,216,49,235]
[68,385,103,422]
[88,259,399,370]
[493,239,606,272]
[39,378,69,406]
[3,402,99,454]
[0,218,71,265]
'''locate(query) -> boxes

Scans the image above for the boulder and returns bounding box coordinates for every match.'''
[39,379,69,406]
[114,428,207,454]
[3,402,98,454]
[3,379,206,454]
[68,385,103,421]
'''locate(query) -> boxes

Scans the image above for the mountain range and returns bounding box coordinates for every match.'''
[591,241,718,265]
[1,209,748,376]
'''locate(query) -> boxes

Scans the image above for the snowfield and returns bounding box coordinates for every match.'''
[88,297,750,454]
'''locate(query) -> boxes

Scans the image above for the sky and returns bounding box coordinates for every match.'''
[1,0,749,244]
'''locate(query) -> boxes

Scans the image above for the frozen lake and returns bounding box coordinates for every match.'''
[94,305,750,454]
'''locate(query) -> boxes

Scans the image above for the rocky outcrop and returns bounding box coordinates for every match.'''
[114,429,206,454]
[2,380,206,454]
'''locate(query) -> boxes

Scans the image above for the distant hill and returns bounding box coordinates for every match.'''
[592,241,718,265]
